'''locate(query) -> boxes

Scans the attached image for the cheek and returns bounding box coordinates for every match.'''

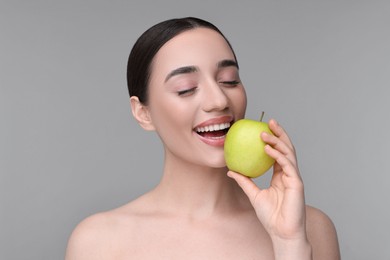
[148,97,194,142]
[150,102,175,132]
[232,87,247,118]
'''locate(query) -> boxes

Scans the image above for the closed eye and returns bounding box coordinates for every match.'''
[220,80,240,86]
[177,87,197,96]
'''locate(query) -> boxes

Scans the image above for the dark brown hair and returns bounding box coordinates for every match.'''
[126,17,237,104]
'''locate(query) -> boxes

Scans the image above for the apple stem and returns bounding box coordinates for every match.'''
[259,111,265,122]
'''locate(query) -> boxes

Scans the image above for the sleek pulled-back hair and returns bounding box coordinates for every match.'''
[126,17,237,104]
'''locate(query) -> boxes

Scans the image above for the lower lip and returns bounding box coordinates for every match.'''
[194,132,226,147]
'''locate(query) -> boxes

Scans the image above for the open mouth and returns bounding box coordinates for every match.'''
[194,122,231,139]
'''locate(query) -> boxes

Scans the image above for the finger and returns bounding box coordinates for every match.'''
[261,131,296,164]
[227,171,261,203]
[268,119,294,151]
[269,162,285,190]
[261,131,298,168]
[265,144,301,181]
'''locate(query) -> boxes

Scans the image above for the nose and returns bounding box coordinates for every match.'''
[201,82,229,112]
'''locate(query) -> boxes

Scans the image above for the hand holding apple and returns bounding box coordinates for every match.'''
[224,112,275,178]
[226,119,309,253]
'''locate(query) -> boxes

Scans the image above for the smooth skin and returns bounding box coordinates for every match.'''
[66,28,340,260]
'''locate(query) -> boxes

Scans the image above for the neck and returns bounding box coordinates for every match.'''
[151,150,251,219]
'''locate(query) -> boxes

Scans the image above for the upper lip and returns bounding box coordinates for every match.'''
[194,115,233,130]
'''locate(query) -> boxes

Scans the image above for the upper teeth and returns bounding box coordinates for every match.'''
[196,122,231,133]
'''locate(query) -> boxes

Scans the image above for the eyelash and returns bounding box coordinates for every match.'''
[177,87,197,96]
[220,80,240,86]
[177,80,240,96]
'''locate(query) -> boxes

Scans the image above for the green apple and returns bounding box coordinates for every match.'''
[224,113,275,178]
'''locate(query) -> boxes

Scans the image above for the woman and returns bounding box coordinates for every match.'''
[66,17,340,259]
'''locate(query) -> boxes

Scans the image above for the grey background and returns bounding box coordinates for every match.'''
[1,0,389,259]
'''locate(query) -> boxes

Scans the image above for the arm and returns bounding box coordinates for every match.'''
[306,206,341,260]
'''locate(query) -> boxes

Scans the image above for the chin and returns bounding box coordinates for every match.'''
[208,150,229,168]
[205,159,228,170]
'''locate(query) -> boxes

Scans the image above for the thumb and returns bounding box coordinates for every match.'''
[227,171,261,203]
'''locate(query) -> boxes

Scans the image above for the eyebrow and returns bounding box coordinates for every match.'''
[217,59,239,69]
[165,66,198,82]
[164,59,239,83]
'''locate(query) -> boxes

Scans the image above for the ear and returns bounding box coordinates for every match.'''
[130,96,155,131]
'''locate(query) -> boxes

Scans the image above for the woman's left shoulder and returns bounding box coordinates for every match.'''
[306,205,334,227]
[305,205,341,260]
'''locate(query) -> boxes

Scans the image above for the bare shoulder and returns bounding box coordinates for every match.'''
[65,196,149,260]
[65,211,112,259]
[306,205,341,260]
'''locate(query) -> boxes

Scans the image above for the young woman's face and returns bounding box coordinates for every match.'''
[146,28,247,168]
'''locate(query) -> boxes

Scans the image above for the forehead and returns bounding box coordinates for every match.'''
[150,28,235,76]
